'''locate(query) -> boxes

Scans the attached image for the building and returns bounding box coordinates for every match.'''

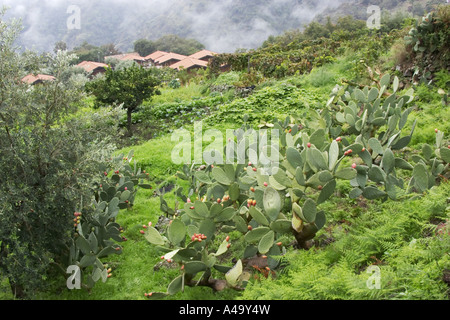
[153,52,188,67]
[188,50,217,62]
[144,51,169,65]
[104,52,146,65]
[76,61,109,77]
[22,74,56,85]
[170,58,209,72]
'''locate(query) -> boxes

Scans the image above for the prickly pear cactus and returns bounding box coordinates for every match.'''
[142,75,448,298]
[69,150,151,289]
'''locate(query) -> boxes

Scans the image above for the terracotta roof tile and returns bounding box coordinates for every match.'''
[154,52,188,64]
[170,58,209,71]
[77,61,109,73]
[22,74,56,84]
[144,51,169,61]
[188,50,218,60]
[105,52,146,62]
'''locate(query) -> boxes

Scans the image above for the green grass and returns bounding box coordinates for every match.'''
[4,45,449,301]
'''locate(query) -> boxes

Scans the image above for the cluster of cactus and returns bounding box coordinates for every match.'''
[404,12,437,53]
[68,150,151,289]
[142,74,449,298]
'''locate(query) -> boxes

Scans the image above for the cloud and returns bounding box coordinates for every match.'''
[1,0,349,53]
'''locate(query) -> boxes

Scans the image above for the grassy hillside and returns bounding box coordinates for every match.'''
[1,5,449,302]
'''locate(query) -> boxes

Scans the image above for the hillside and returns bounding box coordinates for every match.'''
[0,2,449,305]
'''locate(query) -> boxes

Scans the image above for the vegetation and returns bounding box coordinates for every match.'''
[134,35,205,57]
[85,65,162,135]
[0,3,449,302]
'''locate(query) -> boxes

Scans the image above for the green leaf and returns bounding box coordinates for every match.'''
[272,168,292,188]
[270,219,292,234]
[307,148,328,171]
[212,167,232,185]
[380,74,391,88]
[226,260,243,287]
[80,254,96,268]
[349,188,363,199]
[144,226,165,246]
[317,179,336,205]
[195,171,212,184]
[302,199,317,223]
[258,231,275,254]
[214,207,237,222]
[362,186,387,200]
[328,140,339,171]
[263,187,281,221]
[314,211,326,230]
[167,275,184,295]
[310,129,326,150]
[393,76,399,93]
[194,200,209,218]
[214,239,230,257]
[354,89,367,103]
[368,87,379,102]
[286,147,303,169]
[439,147,450,163]
[76,235,92,255]
[395,158,414,170]
[228,182,240,201]
[198,219,216,241]
[249,206,270,226]
[368,166,386,183]
[244,227,271,243]
[412,163,429,193]
[183,261,207,275]
[369,138,383,155]
[422,144,433,161]
[334,167,357,180]
[381,148,395,175]
[167,219,186,245]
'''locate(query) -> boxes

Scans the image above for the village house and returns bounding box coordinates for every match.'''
[153,52,188,67]
[22,74,56,85]
[76,61,109,77]
[170,57,209,72]
[188,49,217,63]
[144,51,169,66]
[104,52,146,65]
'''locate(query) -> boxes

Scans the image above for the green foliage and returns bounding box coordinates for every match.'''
[68,150,151,290]
[85,65,162,134]
[404,6,450,75]
[140,72,448,298]
[0,11,122,298]
[134,35,205,56]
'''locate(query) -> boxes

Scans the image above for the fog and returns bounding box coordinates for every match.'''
[0,0,349,53]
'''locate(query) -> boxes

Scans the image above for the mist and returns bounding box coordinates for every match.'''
[0,0,350,53]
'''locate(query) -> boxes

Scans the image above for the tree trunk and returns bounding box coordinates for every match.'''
[127,108,133,136]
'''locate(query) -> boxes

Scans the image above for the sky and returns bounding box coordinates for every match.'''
[0,0,348,53]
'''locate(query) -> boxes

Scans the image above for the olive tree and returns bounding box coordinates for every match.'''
[0,9,121,298]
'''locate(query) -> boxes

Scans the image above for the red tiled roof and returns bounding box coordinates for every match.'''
[144,51,169,61]
[154,52,188,65]
[170,58,209,71]
[77,61,108,73]
[22,74,56,84]
[188,50,217,60]
[105,52,146,62]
